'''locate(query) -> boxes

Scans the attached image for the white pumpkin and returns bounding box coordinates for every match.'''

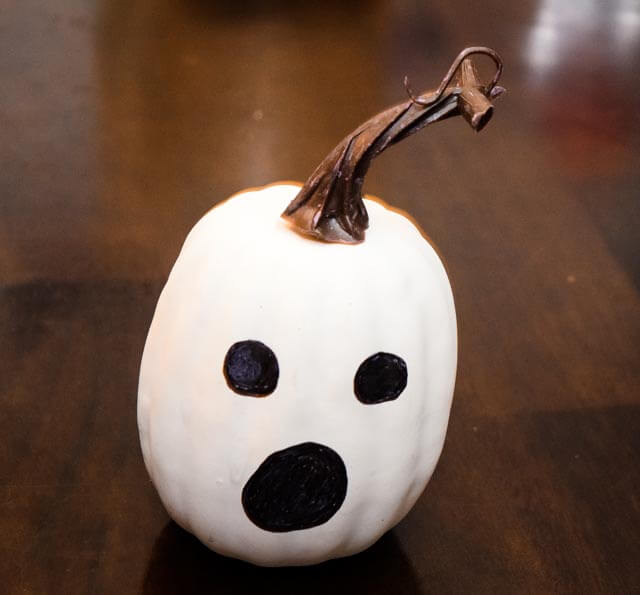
[138,47,503,566]
[138,183,457,566]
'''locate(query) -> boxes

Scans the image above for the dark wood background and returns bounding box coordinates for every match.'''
[1,0,639,592]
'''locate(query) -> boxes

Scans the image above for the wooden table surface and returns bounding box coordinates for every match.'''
[2,1,639,592]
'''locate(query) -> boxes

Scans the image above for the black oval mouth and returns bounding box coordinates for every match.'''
[241,442,348,533]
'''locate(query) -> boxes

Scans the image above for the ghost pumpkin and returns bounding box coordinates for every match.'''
[138,46,504,566]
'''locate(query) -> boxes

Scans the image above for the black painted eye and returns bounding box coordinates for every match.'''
[223,340,279,397]
[354,352,407,404]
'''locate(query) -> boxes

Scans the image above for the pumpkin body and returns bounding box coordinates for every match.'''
[138,183,457,566]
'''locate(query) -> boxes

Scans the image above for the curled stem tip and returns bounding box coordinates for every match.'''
[282,46,504,244]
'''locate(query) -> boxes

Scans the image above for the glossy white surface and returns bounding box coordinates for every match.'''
[138,183,457,566]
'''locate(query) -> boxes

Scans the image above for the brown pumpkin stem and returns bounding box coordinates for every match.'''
[282,46,505,244]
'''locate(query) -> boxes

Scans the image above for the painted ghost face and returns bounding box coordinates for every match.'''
[138,184,457,567]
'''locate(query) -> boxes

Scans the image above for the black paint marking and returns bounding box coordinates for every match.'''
[223,340,279,396]
[354,352,407,404]
[242,442,347,532]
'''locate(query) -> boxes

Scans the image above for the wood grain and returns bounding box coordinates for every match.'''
[1,0,639,592]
